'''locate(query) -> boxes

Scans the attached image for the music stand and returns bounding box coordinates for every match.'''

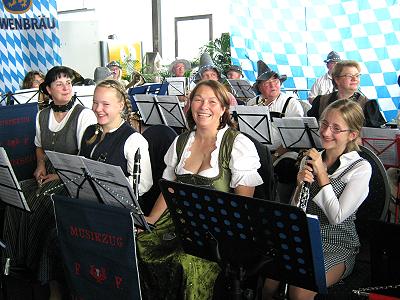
[165,77,187,96]
[273,117,322,150]
[0,89,40,105]
[232,106,272,145]
[0,147,30,212]
[45,150,151,231]
[226,79,256,103]
[72,85,95,108]
[134,94,188,129]
[159,179,327,298]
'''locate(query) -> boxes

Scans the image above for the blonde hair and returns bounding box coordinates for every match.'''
[86,79,134,144]
[320,99,364,152]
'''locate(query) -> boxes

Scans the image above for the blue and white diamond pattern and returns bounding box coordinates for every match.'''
[0,0,61,97]
[230,0,400,121]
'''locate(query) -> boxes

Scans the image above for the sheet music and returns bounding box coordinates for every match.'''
[234,106,272,144]
[155,95,187,128]
[361,127,400,167]
[12,88,40,104]
[0,147,30,211]
[226,79,256,100]
[274,117,322,149]
[46,151,136,209]
[134,94,166,125]
[72,85,95,108]
[165,77,186,96]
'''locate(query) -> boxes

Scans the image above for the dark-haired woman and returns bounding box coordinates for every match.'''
[138,80,263,299]
[2,66,96,297]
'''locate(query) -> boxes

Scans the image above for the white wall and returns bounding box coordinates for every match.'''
[56,0,229,73]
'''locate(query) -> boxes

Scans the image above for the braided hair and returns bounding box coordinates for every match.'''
[86,79,134,144]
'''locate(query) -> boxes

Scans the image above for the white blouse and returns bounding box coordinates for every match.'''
[162,126,263,189]
[296,151,372,225]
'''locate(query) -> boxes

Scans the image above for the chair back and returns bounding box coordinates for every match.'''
[240,132,276,201]
[141,124,178,215]
[356,145,390,238]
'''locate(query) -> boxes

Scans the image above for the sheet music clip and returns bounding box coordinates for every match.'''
[159,179,327,296]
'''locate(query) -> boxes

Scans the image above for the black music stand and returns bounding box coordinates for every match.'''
[133,94,188,129]
[227,79,256,103]
[165,77,187,96]
[274,117,322,150]
[45,150,151,231]
[232,106,272,145]
[0,89,40,105]
[159,179,327,299]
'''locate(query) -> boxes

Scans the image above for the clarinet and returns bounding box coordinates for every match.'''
[298,157,311,212]
[298,181,310,213]
[133,148,141,201]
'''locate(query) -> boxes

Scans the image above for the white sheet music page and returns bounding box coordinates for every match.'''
[0,147,30,211]
[274,117,322,149]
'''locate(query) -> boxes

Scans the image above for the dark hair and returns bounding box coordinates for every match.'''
[320,99,364,152]
[39,66,75,97]
[86,79,134,144]
[22,70,45,89]
[186,80,236,130]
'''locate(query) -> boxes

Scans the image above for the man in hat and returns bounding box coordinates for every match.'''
[247,61,303,151]
[107,60,129,86]
[226,65,244,79]
[94,66,113,84]
[170,58,191,77]
[308,51,341,103]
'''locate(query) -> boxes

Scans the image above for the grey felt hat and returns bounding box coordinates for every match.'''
[169,58,191,74]
[226,65,243,77]
[94,67,113,83]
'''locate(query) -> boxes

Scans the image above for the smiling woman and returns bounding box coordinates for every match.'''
[137,80,263,299]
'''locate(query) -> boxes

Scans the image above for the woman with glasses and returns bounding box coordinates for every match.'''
[263,99,372,300]
[307,60,368,121]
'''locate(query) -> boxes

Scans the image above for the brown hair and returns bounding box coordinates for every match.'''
[22,70,45,89]
[186,80,236,130]
[86,79,134,144]
[320,99,364,152]
[332,60,361,89]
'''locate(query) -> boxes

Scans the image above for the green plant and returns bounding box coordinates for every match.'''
[200,32,231,73]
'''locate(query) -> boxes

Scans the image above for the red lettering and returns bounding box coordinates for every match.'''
[115,276,123,289]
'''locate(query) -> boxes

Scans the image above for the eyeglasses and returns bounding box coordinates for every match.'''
[260,79,280,86]
[338,73,361,79]
[319,120,351,134]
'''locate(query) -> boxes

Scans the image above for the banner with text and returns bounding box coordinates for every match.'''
[0,0,61,96]
[54,195,142,300]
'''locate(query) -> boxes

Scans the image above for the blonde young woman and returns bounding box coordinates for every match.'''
[80,79,152,196]
[263,99,372,300]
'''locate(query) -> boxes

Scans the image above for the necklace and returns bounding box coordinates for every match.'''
[50,97,75,112]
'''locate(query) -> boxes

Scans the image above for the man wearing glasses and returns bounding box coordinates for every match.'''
[307,60,368,121]
[308,51,342,104]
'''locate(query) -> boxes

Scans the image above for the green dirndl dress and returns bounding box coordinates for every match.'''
[137,128,239,300]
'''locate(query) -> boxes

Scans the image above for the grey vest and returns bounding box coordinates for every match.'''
[39,104,85,154]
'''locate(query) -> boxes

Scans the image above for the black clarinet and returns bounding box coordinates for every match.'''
[133,148,141,201]
[298,181,310,212]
